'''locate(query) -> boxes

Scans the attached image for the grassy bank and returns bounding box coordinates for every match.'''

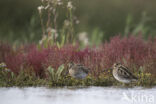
[0,35,156,87]
[0,70,155,87]
[0,0,156,87]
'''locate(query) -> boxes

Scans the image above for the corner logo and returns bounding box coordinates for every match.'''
[121,91,155,104]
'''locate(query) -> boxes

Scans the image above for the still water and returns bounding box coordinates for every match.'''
[0,87,155,104]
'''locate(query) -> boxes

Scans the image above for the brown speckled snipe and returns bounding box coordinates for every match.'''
[112,63,138,83]
[68,62,89,79]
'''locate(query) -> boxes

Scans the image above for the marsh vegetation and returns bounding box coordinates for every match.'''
[0,0,156,87]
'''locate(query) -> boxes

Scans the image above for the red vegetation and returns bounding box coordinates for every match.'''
[102,36,155,67]
[0,42,13,62]
[0,35,156,77]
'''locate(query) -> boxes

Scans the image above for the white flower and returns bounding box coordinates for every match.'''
[51,28,57,34]
[78,32,89,45]
[67,1,73,9]
[41,0,48,2]
[58,2,63,5]
[39,35,47,45]
[51,29,58,38]
[38,5,44,13]
[46,28,58,39]
[46,27,52,33]
[64,20,70,26]
[57,0,63,5]
[38,5,44,11]
[75,20,80,24]
[73,16,80,24]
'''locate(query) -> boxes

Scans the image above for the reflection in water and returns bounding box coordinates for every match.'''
[0,87,155,104]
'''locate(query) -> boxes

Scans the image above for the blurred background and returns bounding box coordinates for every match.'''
[0,0,156,44]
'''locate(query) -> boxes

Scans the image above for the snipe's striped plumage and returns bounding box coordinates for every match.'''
[68,62,89,79]
[112,63,138,83]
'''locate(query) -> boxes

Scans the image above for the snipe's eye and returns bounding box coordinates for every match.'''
[114,63,120,67]
[116,63,121,66]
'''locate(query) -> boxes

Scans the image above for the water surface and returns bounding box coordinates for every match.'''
[0,87,155,104]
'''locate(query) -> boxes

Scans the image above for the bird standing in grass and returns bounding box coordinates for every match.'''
[68,62,89,79]
[112,63,138,83]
